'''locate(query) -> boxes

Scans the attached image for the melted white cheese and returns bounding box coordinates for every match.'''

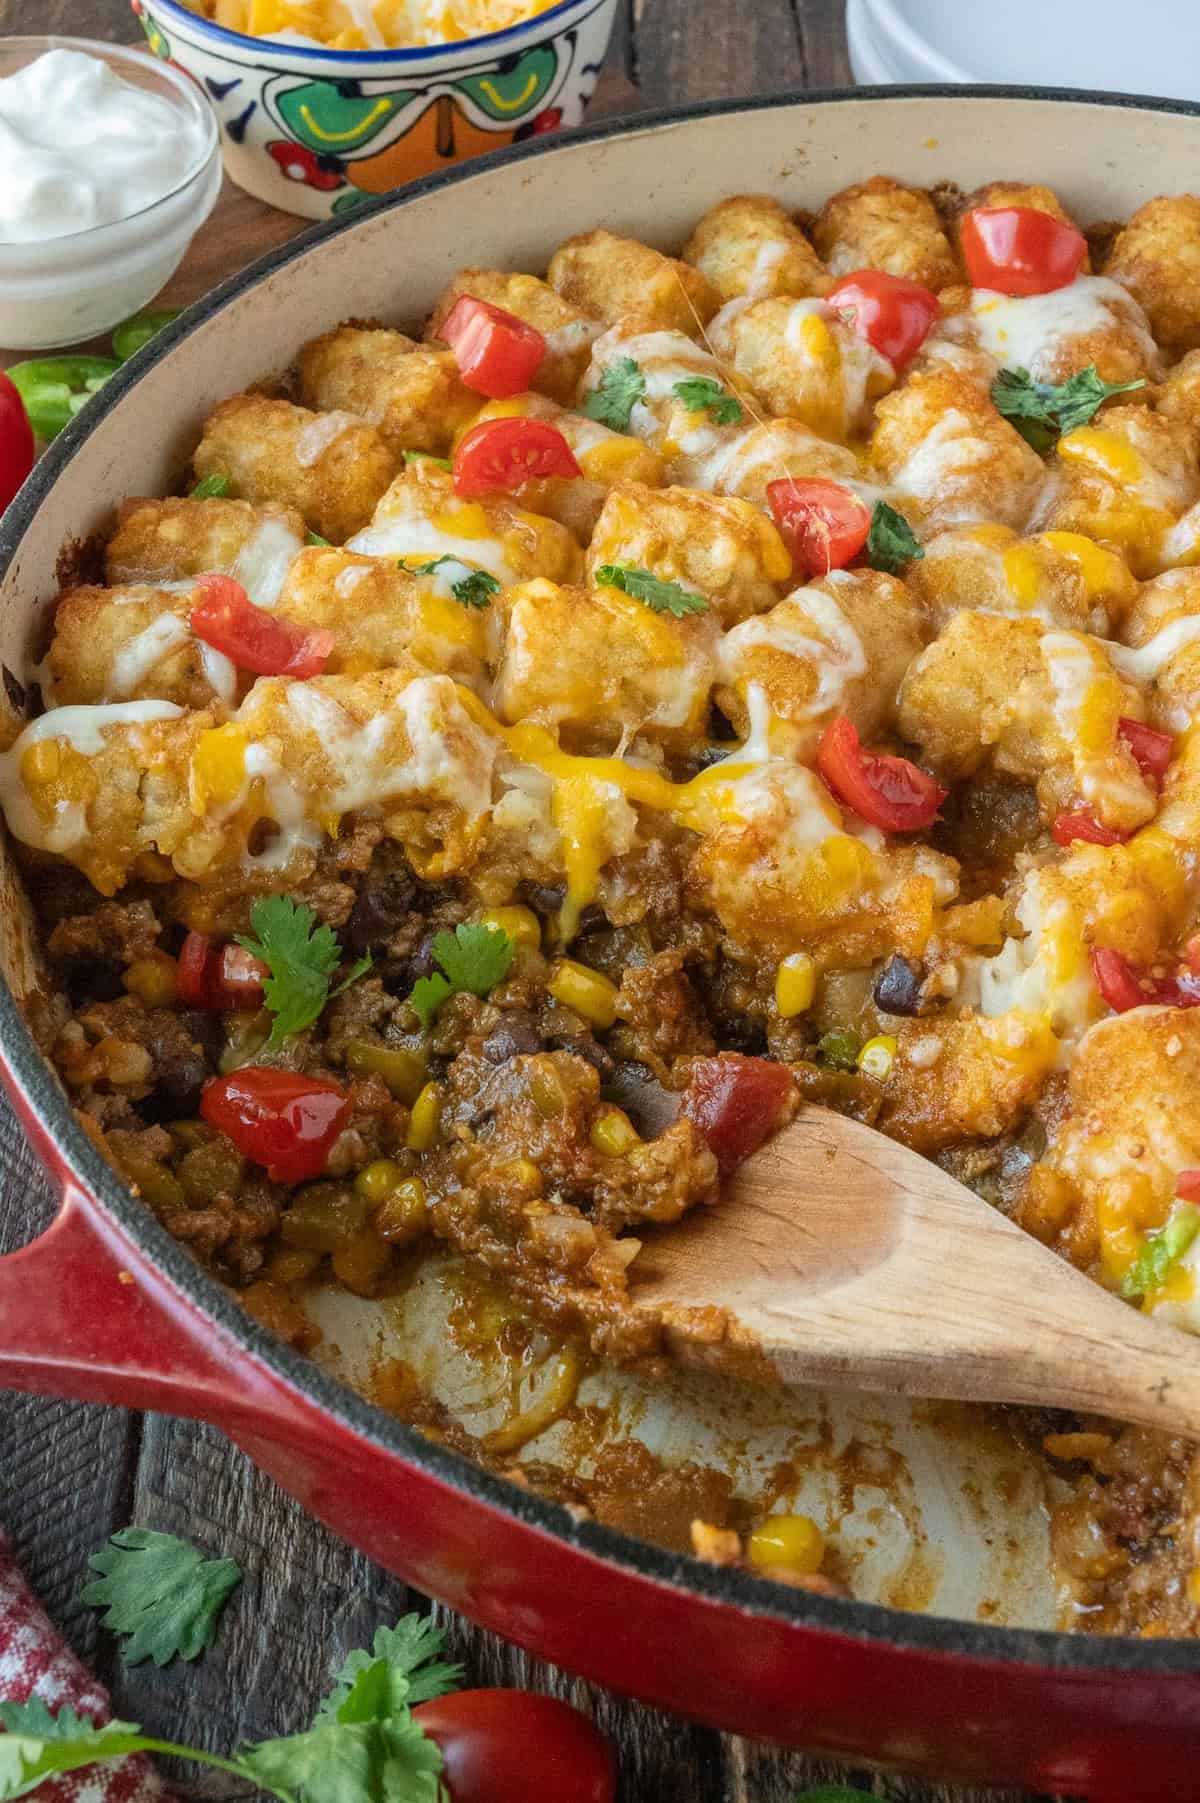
[294,409,360,468]
[0,701,182,855]
[109,612,190,698]
[971,276,1157,382]
[718,582,866,735]
[1109,615,1200,683]
[232,516,304,610]
[348,514,513,583]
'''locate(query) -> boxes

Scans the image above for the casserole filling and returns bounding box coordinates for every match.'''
[10,175,1200,1627]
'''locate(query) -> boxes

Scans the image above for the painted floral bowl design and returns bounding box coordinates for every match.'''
[131,0,620,219]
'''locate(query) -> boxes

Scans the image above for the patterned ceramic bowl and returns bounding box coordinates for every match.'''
[130,0,620,219]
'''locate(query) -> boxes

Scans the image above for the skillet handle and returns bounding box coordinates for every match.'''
[0,1179,251,1415]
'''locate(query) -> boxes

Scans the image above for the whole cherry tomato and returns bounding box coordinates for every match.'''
[817,715,946,833]
[191,574,333,678]
[413,1690,616,1803]
[0,371,36,513]
[960,205,1086,296]
[200,1068,350,1183]
[680,1053,797,1178]
[826,270,939,369]
[441,296,546,398]
[1118,715,1174,786]
[766,477,871,577]
[453,417,580,498]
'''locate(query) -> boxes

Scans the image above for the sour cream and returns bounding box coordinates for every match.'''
[0,49,208,245]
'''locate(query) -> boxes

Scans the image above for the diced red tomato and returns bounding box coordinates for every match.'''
[1051,808,1128,848]
[681,1053,798,1179]
[441,296,546,398]
[200,1068,350,1184]
[960,206,1087,297]
[1118,716,1174,787]
[1090,947,1200,1014]
[177,931,267,1011]
[825,270,940,370]
[0,371,35,512]
[766,477,871,578]
[191,574,333,679]
[1176,1170,1200,1201]
[452,416,580,498]
[816,715,946,833]
[413,1691,616,1803]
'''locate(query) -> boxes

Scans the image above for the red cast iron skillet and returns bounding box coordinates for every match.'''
[1,85,1199,1800]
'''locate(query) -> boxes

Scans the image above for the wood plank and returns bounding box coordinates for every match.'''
[633,0,806,103]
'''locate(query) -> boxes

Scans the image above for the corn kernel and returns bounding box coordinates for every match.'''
[345,1040,426,1103]
[529,1064,566,1117]
[266,1245,322,1284]
[355,1158,404,1203]
[375,1177,428,1248]
[406,1082,443,1152]
[590,1109,641,1158]
[501,1157,543,1195]
[547,958,618,1029]
[124,954,178,1008]
[774,951,816,1018]
[747,1513,825,1575]
[857,1034,897,1081]
[480,905,541,950]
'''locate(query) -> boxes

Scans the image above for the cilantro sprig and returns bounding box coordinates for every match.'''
[403,449,452,470]
[238,895,371,1052]
[190,473,231,500]
[593,562,709,618]
[397,555,499,610]
[583,357,646,432]
[991,364,1146,455]
[407,920,515,1031]
[865,500,924,576]
[81,1528,241,1667]
[1121,1203,1200,1300]
[306,531,332,547]
[672,375,744,425]
[0,1611,461,1803]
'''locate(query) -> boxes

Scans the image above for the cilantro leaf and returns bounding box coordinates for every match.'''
[398,555,453,575]
[80,1527,241,1667]
[0,1704,156,1801]
[237,895,371,1052]
[406,921,514,1031]
[582,357,646,432]
[403,449,452,470]
[191,473,231,500]
[1121,1203,1200,1299]
[815,1029,861,1073]
[865,500,924,576]
[593,562,709,618]
[450,568,499,609]
[318,1615,462,1722]
[991,364,1146,454]
[672,376,744,425]
[306,531,331,547]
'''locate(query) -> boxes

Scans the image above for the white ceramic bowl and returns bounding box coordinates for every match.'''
[132,0,621,220]
[0,36,221,351]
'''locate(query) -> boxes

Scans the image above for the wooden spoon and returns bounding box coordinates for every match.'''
[630,1104,1200,1437]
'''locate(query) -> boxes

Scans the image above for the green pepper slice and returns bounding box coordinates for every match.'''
[112,308,182,362]
[7,357,122,441]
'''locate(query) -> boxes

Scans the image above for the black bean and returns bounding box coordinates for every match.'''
[873,954,924,1017]
[344,868,418,955]
[546,1028,616,1081]
[481,1013,542,1063]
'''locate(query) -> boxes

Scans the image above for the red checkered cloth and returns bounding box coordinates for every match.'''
[0,1530,173,1801]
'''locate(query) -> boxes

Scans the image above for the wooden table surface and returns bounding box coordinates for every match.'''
[0,2,1057,1798]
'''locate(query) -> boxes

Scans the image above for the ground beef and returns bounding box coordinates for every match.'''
[48,898,162,966]
[609,949,716,1083]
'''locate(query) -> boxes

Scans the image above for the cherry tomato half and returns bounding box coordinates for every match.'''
[0,372,35,514]
[1051,808,1128,848]
[826,270,939,370]
[200,1068,350,1184]
[766,477,871,578]
[191,574,333,679]
[1118,716,1174,787]
[453,416,581,498]
[413,1690,616,1803]
[177,931,267,1011]
[817,715,947,833]
[441,295,546,398]
[1177,1170,1200,1201]
[960,206,1086,297]
[681,1053,797,1179]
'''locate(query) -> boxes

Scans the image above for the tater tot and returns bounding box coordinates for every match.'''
[1156,347,1200,429]
[967,275,1159,388]
[909,524,1136,636]
[870,366,1046,533]
[682,195,829,303]
[715,568,926,753]
[193,394,399,546]
[580,322,757,490]
[296,326,477,456]
[493,578,717,750]
[1037,404,1200,576]
[424,267,603,405]
[44,583,236,712]
[1105,195,1200,355]
[897,611,1156,832]
[1111,566,1200,732]
[712,295,893,439]
[708,418,862,508]
[106,496,306,609]
[586,482,792,628]
[548,230,719,337]
[812,176,959,291]
[463,392,665,538]
[347,461,582,587]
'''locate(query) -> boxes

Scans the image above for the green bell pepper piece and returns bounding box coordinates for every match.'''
[6,356,122,440]
[112,308,182,362]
